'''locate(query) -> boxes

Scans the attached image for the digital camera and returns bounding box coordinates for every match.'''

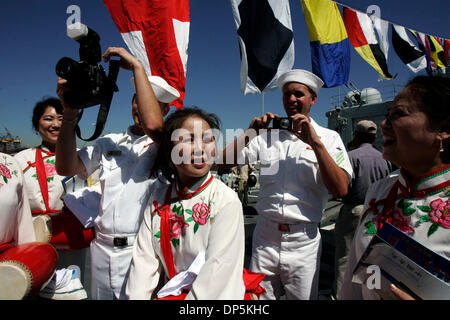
[272,117,293,130]
[55,23,117,108]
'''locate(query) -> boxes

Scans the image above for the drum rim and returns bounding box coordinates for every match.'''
[0,260,32,299]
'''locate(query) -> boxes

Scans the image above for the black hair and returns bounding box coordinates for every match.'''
[405,75,450,131]
[32,97,63,132]
[151,107,221,183]
[405,75,450,163]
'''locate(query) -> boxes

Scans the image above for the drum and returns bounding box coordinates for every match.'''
[0,242,57,299]
[48,210,95,251]
[33,215,52,244]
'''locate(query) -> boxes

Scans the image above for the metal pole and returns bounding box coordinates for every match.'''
[262,92,265,115]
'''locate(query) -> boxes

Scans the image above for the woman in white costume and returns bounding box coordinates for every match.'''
[14,98,66,216]
[14,98,87,299]
[0,152,57,299]
[125,107,246,300]
[339,75,450,300]
[0,152,36,248]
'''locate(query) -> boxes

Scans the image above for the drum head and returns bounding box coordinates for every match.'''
[0,261,32,300]
[33,215,52,244]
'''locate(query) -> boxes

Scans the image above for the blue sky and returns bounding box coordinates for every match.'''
[1,0,449,148]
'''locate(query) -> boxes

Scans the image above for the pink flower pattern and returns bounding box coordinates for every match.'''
[154,198,212,247]
[364,195,450,237]
[169,210,189,240]
[429,199,450,229]
[192,202,210,225]
[391,207,415,235]
[44,162,56,178]
[0,163,12,179]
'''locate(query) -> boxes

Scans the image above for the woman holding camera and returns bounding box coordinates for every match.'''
[14,97,88,300]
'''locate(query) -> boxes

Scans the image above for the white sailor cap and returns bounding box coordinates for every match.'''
[131,76,180,104]
[277,69,324,95]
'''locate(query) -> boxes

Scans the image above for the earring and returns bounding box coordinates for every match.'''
[440,139,444,153]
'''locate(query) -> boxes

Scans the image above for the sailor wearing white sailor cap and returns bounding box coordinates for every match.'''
[56,47,179,299]
[220,69,353,300]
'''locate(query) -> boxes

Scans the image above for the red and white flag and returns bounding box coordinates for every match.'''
[343,7,394,79]
[104,0,189,109]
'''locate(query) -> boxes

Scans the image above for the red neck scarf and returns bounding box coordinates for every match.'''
[32,147,60,216]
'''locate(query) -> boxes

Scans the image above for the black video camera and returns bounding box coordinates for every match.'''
[55,23,118,109]
[272,117,293,130]
[55,23,120,141]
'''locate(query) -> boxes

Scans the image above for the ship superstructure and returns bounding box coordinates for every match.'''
[1,127,22,154]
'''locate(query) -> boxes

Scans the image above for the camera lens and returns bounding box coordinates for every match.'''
[55,57,79,81]
[280,119,290,129]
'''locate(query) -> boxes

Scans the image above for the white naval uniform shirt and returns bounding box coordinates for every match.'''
[126,172,246,300]
[14,146,65,212]
[340,166,450,300]
[78,127,157,298]
[239,118,353,224]
[0,153,36,245]
[78,127,157,236]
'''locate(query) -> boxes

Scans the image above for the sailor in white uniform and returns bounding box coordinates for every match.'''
[221,69,352,300]
[55,47,179,299]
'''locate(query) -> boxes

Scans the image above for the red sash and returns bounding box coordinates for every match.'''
[32,147,60,216]
[160,192,176,279]
[31,147,94,250]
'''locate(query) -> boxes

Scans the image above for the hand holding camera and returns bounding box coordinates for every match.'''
[272,117,293,130]
[249,112,277,132]
[55,23,121,141]
[249,114,296,132]
[56,23,119,109]
[102,47,142,72]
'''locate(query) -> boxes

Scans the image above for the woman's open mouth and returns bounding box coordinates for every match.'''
[49,130,60,137]
[193,162,206,169]
[192,157,206,168]
[382,135,396,147]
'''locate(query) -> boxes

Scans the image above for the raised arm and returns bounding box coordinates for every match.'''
[102,47,164,143]
[55,77,87,177]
